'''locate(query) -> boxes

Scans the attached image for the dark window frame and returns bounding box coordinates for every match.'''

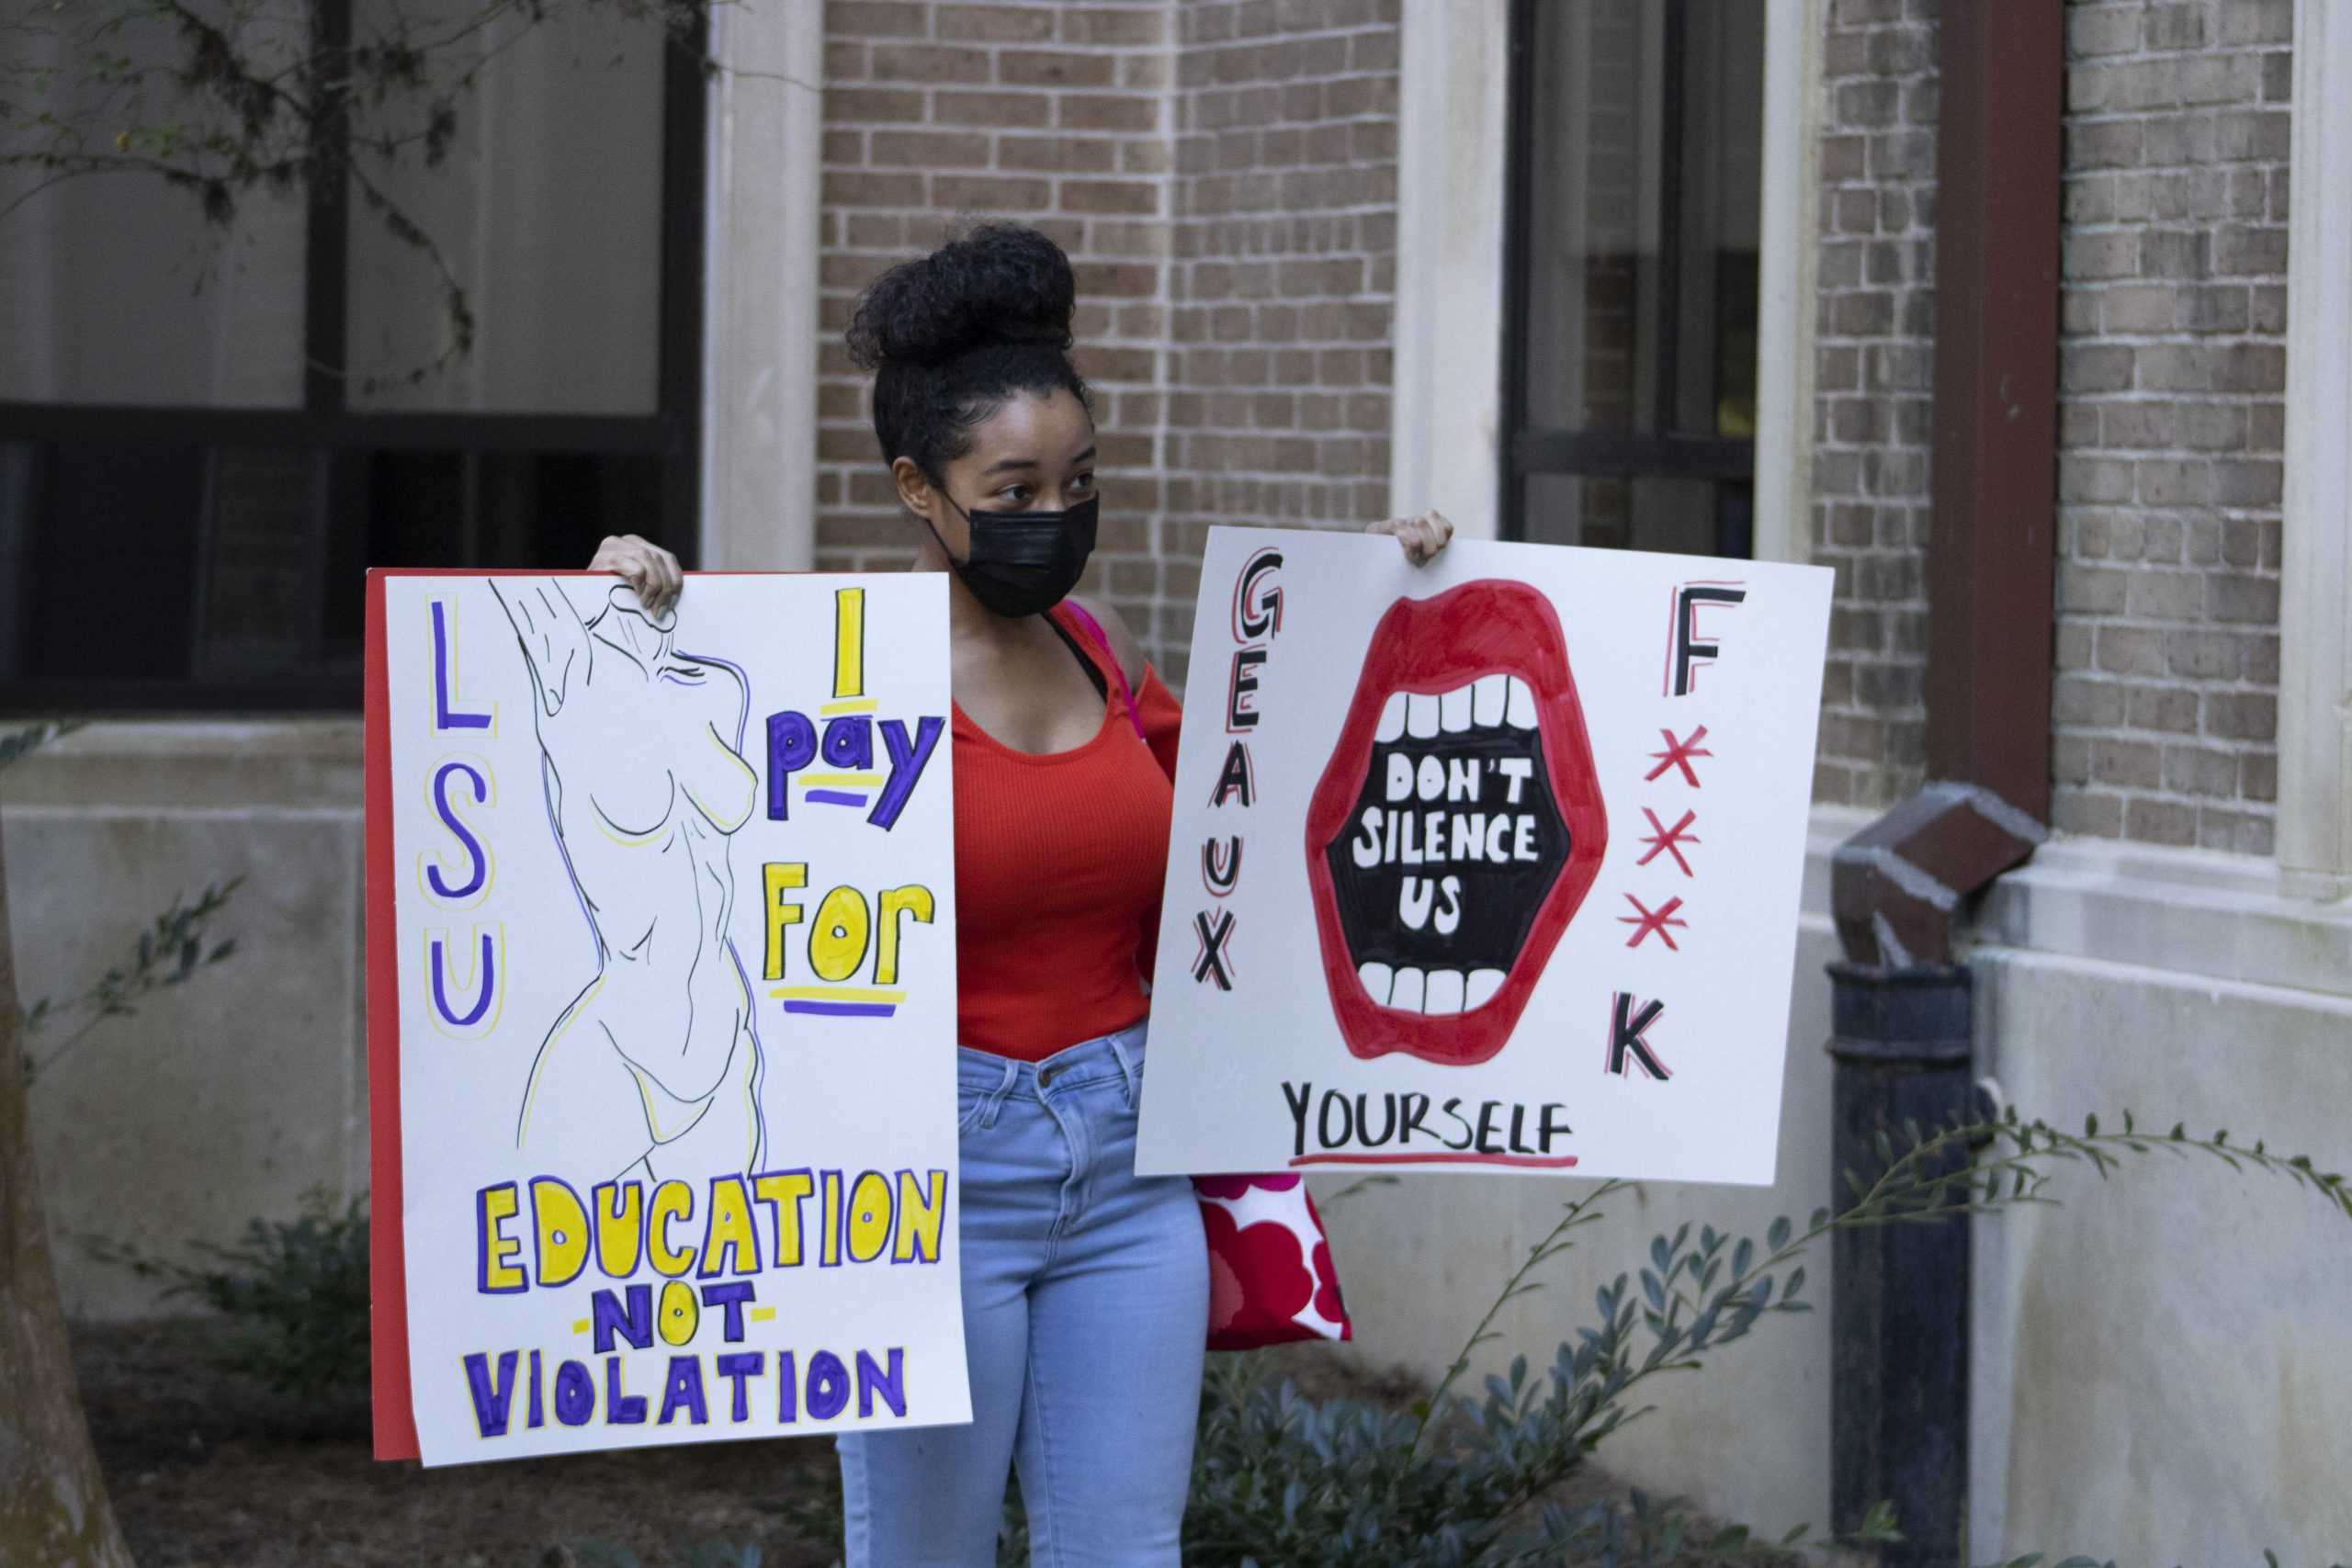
[1498,0,1758,551]
[0,0,708,714]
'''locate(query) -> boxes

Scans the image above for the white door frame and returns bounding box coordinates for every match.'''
[699,0,825,572]
[1388,0,1820,565]
[2280,0,2352,898]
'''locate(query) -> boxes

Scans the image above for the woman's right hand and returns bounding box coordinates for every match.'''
[588,533,683,617]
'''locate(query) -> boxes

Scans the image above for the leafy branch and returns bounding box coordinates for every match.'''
[22,878,243,1083]
[1412,1176,1625,1457]
[0,717,86,771]
[1,0,706,390]
[1178,1106,2352,1567]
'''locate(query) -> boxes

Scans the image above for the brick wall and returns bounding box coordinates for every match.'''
[2051,0,2289,852]
[815,0,2294,854]
[1810,0,1939,809]
[813,0,1403,687]
[1159,0,1399,684]
[813,0,1177,600]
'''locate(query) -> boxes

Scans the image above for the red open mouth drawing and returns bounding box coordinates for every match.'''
[1305,580,1607,1066]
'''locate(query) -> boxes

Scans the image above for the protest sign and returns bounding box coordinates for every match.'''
[364,570,968,1466]
[1136,528,1833,1187]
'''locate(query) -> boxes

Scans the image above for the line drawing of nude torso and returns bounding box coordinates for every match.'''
[491,579,766,1191]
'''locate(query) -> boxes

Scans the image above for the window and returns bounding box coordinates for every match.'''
[0,0,706,710]
[1502,0,1765,557]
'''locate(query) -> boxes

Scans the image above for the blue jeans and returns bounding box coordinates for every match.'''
[836,1022,1208,1566]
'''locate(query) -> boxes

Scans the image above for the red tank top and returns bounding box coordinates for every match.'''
[952,604,1185,1060]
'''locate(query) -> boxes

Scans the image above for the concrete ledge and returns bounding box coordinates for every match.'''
[1975,832,2352,1001]
[0,718,363,812]
[1809,795,2352,1003]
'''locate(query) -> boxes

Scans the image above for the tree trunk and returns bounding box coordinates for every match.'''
[0,817,136,1566]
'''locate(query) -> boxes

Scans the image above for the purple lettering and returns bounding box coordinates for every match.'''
[433,600,494,731]
[427,761,491,900]
[462,1350,519,1438]
[871,716,944,832]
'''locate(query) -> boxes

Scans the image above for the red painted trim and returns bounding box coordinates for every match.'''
[1924,3,2061,821]
[1287,1152,1580,1169]
[364,569,420,1461]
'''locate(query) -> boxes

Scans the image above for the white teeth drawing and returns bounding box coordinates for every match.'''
[1374,674,1537,738]
[1423,969,1465,1015]
[1405,693,1442,739]
[1353,672,1545,1018]
[1505,675,1536,728]
[1361,964,1504,1014]
[1471,673,1510,727]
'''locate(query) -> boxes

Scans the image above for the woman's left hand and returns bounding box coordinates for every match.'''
[1368,510,1456,566]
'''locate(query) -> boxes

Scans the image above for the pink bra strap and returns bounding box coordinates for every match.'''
[1059,601,1147,743]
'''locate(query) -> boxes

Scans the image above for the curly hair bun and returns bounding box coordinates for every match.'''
[846,223,1078,372]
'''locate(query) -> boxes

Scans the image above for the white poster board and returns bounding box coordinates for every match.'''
[1135,530,1833,1187]
[372,571,968,1465]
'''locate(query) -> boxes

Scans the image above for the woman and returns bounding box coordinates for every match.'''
[591,222,1450,1566]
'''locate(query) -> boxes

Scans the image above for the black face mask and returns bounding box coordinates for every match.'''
[922,490,1099,619]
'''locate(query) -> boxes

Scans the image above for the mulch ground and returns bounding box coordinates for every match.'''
[75,1318,1808,1568]
[74,1318,842,1568]
[73,1320,1408,1568]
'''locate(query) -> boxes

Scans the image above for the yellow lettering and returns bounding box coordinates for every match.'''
[809,886,871,984]
[594,1180,644,1278]
[763,863,808,982]
[834,587,865,699]
[649,1179,696,1278]
[820,1170,843,1268]
[754,1170,815,1268]
[478,1182,525,1292]
[530,1177,590,1289]
[893,1169,948,1265]
[699,1176,761,1277]
[846,1170,893,1265]
[876,885,936,987]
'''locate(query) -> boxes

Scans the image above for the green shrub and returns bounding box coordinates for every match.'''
[771,1105,2349,1566]
[1164,1109,2349,1567]
[18,876,242,1084]
[90,1185,371,1405]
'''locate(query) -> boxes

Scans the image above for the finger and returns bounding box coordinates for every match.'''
[589,535,627,573]
[614,540,668,611]
[619,546,660,604]
[1419,513,1453,560]
[656,549,683,612]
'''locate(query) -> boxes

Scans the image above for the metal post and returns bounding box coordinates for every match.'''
[1826,962,1973,1568]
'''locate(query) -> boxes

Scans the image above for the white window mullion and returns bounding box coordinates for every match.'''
[2280,0,2352,898]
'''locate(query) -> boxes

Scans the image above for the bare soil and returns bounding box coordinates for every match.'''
[74,1318,841,1568]
[74,1324,1454,1568]
[75,1320,1821,1568]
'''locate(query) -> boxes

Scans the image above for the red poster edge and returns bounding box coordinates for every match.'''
[365,568,420,1461]
[365,568,804,1462]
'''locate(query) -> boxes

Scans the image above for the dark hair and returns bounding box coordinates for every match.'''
[845,223,1092,481]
